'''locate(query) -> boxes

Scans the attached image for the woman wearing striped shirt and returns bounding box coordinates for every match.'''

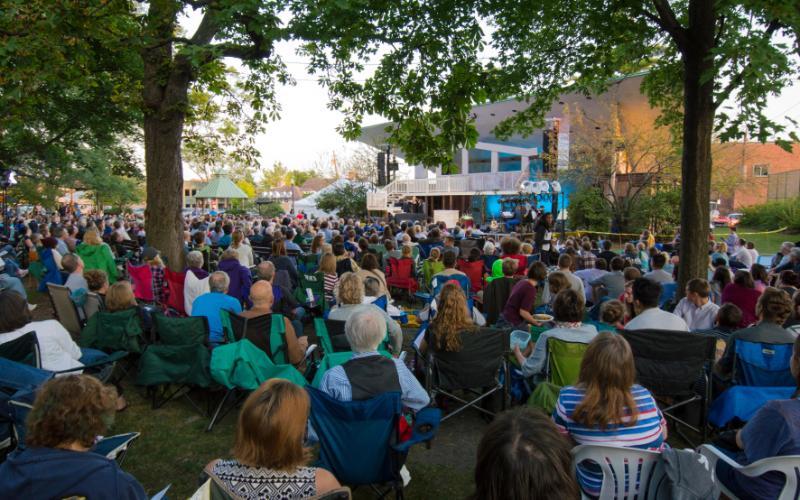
[319,253,338,306]
[553,332,667,497]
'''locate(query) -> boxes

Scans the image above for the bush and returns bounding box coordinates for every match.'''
[741,197,800,231]
[567,186,612,231]
[257,202,284,218]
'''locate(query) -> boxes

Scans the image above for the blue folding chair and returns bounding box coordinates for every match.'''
[306,386,440,498]
[709,339,795,427]
[418,242,443,260]
[0,358,53,456]
[659,282,677,308]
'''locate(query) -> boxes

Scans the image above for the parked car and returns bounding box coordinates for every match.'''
[713,212,742,227]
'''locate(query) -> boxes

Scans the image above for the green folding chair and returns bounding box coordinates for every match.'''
[294,272,327,312]
[528,338,589,413]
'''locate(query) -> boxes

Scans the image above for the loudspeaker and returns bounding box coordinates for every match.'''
[377,152,386,186]
[542,121,559,173]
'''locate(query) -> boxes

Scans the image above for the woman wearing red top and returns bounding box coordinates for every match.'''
[721,270,763,328]
[500,237,528,277]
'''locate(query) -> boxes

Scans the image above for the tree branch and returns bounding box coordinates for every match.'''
[714,19,783,109]
[648,0,690,52]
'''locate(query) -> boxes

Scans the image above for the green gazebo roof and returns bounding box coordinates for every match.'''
[195,175,248,199]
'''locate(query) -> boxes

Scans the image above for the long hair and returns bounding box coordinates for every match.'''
[319,253,336,274]
[82,229,103,246]
[233,379,311,471]
[573,333,639,430]
[431,282,475,351]
[471,408,578,500]
[272,238,287,256]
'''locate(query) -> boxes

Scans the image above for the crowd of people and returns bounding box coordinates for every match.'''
[0,205,798,498]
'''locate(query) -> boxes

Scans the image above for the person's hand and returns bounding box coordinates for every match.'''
[530,319,543,327]
[513,344,522,356]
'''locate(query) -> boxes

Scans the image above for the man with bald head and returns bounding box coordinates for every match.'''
[256,260,305,335]
[242,280,308,365]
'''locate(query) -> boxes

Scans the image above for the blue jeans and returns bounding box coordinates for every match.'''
[292,306,306,337]
[79,348,111,365]
[0,274,26,300]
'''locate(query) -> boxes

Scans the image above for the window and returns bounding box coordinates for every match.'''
[191,189,197,196]
[752,164,769,177]
[184,189,190,196]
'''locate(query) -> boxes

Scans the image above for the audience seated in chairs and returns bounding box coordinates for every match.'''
[672,278,720,331]
[0,290,83,372]
[0,375,146,499]
[318,253,339,306]
[355,253,389,299]
[421,282,479,354]
[61,254,88,294]
[269,238,299,289]
[203,379,341,499]
[191,272,242,347]
[514,289,599,379]
[470,408,578,500]
[624,278,689,331]
[721,270,763,328]
[553,332,667,497]
[333,242,359,277]
[482,258,518,326]
[141,247,169,307]
[241,281,308,366]
[714,334,800,499]
[716,287,796,381]
[75,229,118,283]
[256,261,305,336]
[327,273,403,354]
[85,269,109,296]
[320,307,429,410]
[432,249,466,283]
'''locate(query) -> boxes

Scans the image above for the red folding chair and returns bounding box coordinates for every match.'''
[457,259,484,293]
[126,262,154,302]
[164,268,186,316]
[387,257,419,299]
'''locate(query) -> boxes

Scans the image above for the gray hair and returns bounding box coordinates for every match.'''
[209,271,230,293]
[221,248,239,261]
[257,260,275,281]
[782,242,795,252]
[483,242,495,255]
[186,250,204,268]
[363,276,381,297]
[345,307,386,352]
[791,248,800,259]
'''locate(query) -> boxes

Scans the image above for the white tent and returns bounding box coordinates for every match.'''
[293,179,363,219]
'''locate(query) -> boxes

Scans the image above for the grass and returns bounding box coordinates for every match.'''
[713,226,800,255]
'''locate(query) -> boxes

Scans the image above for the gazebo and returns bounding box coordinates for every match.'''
[194,174,248,212]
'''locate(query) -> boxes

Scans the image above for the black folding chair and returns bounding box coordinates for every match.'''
[621,329,717,445]
[424,327,510,422]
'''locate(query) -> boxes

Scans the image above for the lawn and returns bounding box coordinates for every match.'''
[713,226,800,255]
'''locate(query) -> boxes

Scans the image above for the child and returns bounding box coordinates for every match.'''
[598,299,625,331]
[422,247,444,290]
[142,247,169,307]
[319,253,338,306]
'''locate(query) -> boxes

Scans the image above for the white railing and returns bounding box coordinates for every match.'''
[384,171,523,197]
[366,191,388,210]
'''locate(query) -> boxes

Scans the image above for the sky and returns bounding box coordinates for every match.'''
[180,9,800,181]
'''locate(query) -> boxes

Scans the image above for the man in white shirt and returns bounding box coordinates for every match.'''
[746,241,759,264]
[672,278,720,331]
[625,278,689,332]
[731,238,754,269]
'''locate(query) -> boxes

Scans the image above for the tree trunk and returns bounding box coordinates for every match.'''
[677,0,716,297]
[141,2,192,271]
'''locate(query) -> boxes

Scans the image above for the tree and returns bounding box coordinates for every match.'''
[563,103,681,232]
[258,162,291,191]
[316,183,368,219]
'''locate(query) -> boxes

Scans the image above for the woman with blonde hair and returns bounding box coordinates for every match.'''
[205,379,340,498]
[75,229,118,283]
[105,281,138,313]
[553,333,666,497]
[319,253,338,305]
[429,282,476,352]
[229,229,254,267]
[142,247,168,306]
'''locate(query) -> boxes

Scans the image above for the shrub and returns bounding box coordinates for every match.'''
[741,197,800,231]
[567,186,612,231]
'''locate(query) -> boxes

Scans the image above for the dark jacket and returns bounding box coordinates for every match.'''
[483,276,517,326]
[0,446,146,500]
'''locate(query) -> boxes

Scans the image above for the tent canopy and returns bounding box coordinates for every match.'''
[195,175,248,199]
[293,179,366,218]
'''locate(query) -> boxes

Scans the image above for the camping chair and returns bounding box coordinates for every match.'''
[294,271,327,313]
[313,318,392,355]
[310,350,393,388]
[386,257,418,300]
[297,253,320,274]
[482,276,515,326]
[46,283,83,338]
[571,444,667,500]
[228,313,292,365]
[80,308,145,355]
[457,259,484,293]
[0,358,52,459]
[621,329,716,444]
[659,282,678,309]
[120,239,142,263]
[164,268,186,316]
[418,242,443,260]
[207,338,306,431]
[699,444,800,500]
[136,314,212,410]
[306,386,441,499]
[83,292,104,321]
[709,339,795,427]
[424,327,509,421]
[529,338,590,414]
[126,262,154,302]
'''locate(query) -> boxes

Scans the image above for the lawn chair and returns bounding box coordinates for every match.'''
[207,338,306,431]
[294,271,327,313]
[456,259,484,293]
[386,257,418,300]
[46,283,83,338]
[621,329,716,444]
[80,308,145,355]
[83,292,104,321]
[127,262,154,302]
[314,318,391,355]
[137,314,212,410]
[0,357,52,459]
[482,276,515,326]
[424,327,509,421]
[164,268,186,316]
[659,282,678,308]
[571,444,667,500]
[418,242,443,260]
[306,386,441,498]
[699,444,800,500]
[297,253,320,274]
[528,338,590,414]
[709,339,796,427]
[227,312,294,365]
[310,350,393,388]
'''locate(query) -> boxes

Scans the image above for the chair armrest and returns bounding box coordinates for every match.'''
[54,351,129,375]
[393,407,441,454]
[698,444,741,473]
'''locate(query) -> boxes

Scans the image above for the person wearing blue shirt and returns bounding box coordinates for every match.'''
[320,307,429,411]
[191,271,242,345]
[0,375,147,499]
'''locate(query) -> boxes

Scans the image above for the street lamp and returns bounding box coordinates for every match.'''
[1,168,17,237]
